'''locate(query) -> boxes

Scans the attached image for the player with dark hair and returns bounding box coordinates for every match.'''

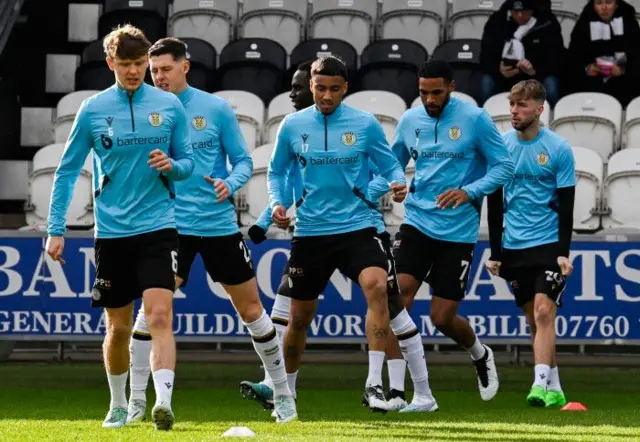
[46,26,194,430]
[486,79,574,408]
[389,59,514,402]
[125,37,297,424]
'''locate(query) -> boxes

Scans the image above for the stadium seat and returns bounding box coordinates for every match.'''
[103,0,168,18]
[448,0,500,40]
[383,159,415,226]
[168,0,237,55]
[238,0,308,55]
[550,93,622,162]
[602,148,640,229]
[181,38,217,92]
[68,3,100,42]
[21,108,54,147]
[217,38,287,106]
[264,92,295,143]
[289,38,358,82]
[550,0,584,47]
[411,91,479,108]
[237,143,274,227]
[431,39,483,104]
[622,96,640,150]
[54,90,99,143]
[98,4,166,44]
[343,91,406,144]
[572,146,604,232]
[308,0,378,54]
[483,92,551,133]
[377,0,447,55]
[358,39,428,107]
[25,143,93,228]
[214,90,265,152]
[0,161,29,201]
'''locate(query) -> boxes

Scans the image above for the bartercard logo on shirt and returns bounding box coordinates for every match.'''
[342,131,357,146]
[448,126,462,141]
[537,152,549,165]
[148,112,163,127]
[192,116,207,131]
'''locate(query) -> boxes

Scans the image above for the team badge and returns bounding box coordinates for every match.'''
[148,112,163,127]
[448,126,462,141]
[537,152,549,165]
[342,131,357,146]
[92,288,101,301]
[192,116,207,131]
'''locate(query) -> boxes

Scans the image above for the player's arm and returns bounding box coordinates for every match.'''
[366,160,391,202]
[462,111,515,201]
[486,187,504,275]
[366,116,407,202]
[47,100,93,238]
[267,118,295,226]
[219,101,253,196]
[164,98,194,181]
[555,144,576,276]
[390,114,411,171]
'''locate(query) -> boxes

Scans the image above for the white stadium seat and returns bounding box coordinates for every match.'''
[238,143,274,226]
[25,143,93,228]
[602,148,640,229]
[378,0,448,55]
[308,0,378,54]
[343,91,407,144]
[265,92,295,143]
[622,96,640,149]
[572,146,604,232]
[54,90,99,143]
[383,159,415,226]
[168,0,237,54]
[411,91,478,108]
[238,0,308,54]
[213,90,264,152]
[550,93,622,162]
[483,92,551,133]
[448,0,500,40]
[550,0,584,47]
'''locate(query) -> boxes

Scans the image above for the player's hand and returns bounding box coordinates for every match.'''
[517,59,535,76]
[204,176,230,203]
[46,236,66,264]
[436,189,470,209]
[485,260,501,276]
[148,149,173,172]
[248,224,267,244]
[586,64,601,77]
[611,65,625,77]
[390,182,407,203]
[500,62,520,78]
[557,256,573,277]
[272,205,291,229]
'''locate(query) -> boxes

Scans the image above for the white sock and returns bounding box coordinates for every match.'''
[129,308,151,402]
[547,366,563,392]
[107,372,128,410]
[366,351,385,387]
[287,372,298,399]
[390,309,432,398]
[467,337,486,361]
[533,364,551,389]
[387,359,406,392]
[245,310,291,397]
[152,369,175,406]
[263,294,290,385]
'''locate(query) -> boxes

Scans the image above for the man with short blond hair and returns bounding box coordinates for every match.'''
[46,25,193,430]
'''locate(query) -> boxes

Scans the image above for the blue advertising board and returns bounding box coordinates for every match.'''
[1,237,639,343]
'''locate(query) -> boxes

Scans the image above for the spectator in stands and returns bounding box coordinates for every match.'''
[480,0,564,106]
[564,0,640,107]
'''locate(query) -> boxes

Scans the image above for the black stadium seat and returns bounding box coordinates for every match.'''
[358,39,428,107]
[98,9,166,44]
[431,39,483,104]
[217,38,287,106]
[181,38,217,92]
[103,0,168,18]
[289,38,358,86]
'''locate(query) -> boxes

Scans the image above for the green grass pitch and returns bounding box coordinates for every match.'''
[0,362,638,441]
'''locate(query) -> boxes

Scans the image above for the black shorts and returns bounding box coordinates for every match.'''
[500,243,567,308]
[177,233,255,286]
[287,227,389,300]
[92,228,178,309]
[393,224,475,301]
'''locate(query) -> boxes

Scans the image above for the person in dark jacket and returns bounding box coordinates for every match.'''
[564,0,640,107]
[480,0,565,106]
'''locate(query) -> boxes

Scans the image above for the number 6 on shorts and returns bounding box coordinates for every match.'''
[170,250,178,273]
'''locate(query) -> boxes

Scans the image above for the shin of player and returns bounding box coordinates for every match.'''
[391,60,514,401]
[486,79,574,408]
[46,26,194,431]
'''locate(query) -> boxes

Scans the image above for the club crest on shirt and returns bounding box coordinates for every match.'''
[448,126,462,141]
[192,116,207,131]
[537,152,549,165]
[148,112,163,127]
[342,131,357,146]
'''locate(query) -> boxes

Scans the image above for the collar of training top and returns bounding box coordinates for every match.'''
[422,95,459,120]
[312,102,346,121]
[112,82,147,101]
[177,84,194,104]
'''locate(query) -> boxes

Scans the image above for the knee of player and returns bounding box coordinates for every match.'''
[533,300,555,325]
[430,308,453,329]
[290,310,313,331]
[361,274,388,299]
[106,321,132,342]
[236,301,263,323]
[146,307,173,331]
